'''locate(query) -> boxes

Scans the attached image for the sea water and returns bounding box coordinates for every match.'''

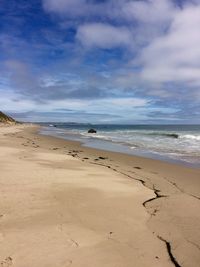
[40,124,200,167]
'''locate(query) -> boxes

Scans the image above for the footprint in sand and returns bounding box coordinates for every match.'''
[98,156,108,160]
[134,166,142,170]
[66,238,79,248]
[1,257,13,267]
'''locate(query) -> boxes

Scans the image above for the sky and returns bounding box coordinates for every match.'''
[0,0,200,124]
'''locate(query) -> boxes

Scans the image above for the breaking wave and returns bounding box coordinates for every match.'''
[180,134,200,141]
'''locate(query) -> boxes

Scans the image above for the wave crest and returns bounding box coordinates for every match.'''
[180,134,200,141]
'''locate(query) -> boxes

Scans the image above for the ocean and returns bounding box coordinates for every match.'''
[40,124,200,167]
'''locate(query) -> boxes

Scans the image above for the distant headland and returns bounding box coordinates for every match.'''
[0,111,17,124]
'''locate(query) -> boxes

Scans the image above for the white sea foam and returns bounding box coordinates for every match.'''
[180,134,200,141]
[41,125,200,166]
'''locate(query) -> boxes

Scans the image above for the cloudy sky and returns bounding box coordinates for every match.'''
[0,0,200,123]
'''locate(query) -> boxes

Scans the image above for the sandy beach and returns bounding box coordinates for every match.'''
[0,124,200,267]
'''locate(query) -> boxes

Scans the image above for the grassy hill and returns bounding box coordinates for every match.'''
[0,111,16,124]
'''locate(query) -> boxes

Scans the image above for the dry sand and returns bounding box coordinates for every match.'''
[0,124,199,267]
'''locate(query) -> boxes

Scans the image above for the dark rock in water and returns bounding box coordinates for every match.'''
[88,128,97,133]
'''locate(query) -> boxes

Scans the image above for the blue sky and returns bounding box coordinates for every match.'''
[0,0,200,123]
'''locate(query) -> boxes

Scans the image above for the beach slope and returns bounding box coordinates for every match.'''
[0,125,199,267]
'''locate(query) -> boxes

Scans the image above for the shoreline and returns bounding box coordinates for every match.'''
[40,125,200,169]
[0,124,200,266]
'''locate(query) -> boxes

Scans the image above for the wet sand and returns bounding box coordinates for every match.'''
[0,124,200,267]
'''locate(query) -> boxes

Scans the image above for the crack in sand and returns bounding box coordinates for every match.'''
[91,161,199,207]
[186,239,200,251]
[89,161,183,267]
[157,236,182,267]
[142,185,168,207]
[188,194,200,201]
[162,177,200,201]
[90,162,168,207]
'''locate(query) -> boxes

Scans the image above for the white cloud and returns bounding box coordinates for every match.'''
[43,0,175,23]
[0,90,36,112]
[42,0,109,17]
[2,0,200,122]
[43,0,85,15]
[121,0,175,24]
[76,23,132,49]
[140,4,200,86]
[94,97,148,108]
[42,0,179,50]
